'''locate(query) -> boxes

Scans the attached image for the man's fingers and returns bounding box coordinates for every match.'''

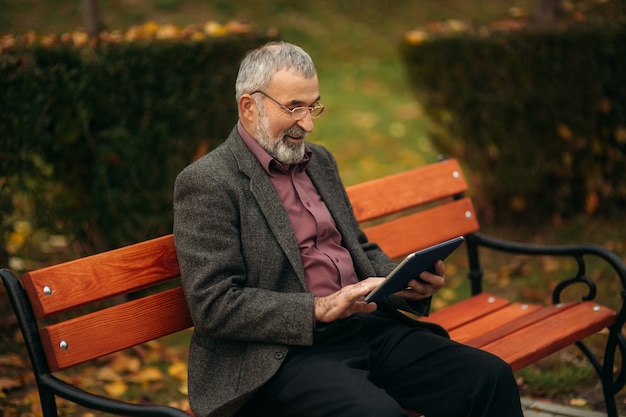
[314,279,383,322]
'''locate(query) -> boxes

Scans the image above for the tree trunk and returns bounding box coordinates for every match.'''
[83,0,101,40]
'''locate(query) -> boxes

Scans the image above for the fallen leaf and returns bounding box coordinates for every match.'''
[541,256,560,273]
[167,361,188,381]
[96,366,123,382]
[569,397,587,407]
[130,366,164,383]
[104,380,128,398]
[0,353,26,368]
[0,377,23,392]
[109,352,141,373]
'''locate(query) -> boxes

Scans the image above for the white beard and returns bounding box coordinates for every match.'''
[253,108,307,165]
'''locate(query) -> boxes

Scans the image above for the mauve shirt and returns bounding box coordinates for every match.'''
[238,122,359,296]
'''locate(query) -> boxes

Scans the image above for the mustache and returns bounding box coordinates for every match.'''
[284,125,307,139]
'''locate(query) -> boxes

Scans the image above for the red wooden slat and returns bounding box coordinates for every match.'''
[421,293,511,331]
[347,159,468,223]
[40,286,192,371]
[448,302,544,345]
[362,198,479,259]
[480,302,616,371]
[458,302,577,348]
[22,235,179,318]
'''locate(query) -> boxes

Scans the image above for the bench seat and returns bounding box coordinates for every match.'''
[420,293,616,370]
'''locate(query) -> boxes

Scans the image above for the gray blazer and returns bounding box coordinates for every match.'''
[173,127,436,417]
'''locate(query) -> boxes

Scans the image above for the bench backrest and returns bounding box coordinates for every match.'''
[20,158,479,372]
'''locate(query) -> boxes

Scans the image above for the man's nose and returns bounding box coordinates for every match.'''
[297,111,315,133]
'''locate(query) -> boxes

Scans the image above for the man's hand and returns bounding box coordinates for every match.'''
[314,278,382,323]
[394,260,445,301]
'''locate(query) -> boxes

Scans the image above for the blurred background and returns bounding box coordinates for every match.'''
[1,0,625,415]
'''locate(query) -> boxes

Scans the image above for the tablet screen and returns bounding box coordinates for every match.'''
[364,236,465,302]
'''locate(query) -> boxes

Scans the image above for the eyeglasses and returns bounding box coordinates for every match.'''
[251,90,325,120]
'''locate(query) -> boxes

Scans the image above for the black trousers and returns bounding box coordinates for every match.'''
[244,312,523,417]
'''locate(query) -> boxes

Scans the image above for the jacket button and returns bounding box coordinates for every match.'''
[274,352,285,360]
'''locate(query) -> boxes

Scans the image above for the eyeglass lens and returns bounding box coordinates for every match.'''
[293,106,324,120]
[251,91,324,120]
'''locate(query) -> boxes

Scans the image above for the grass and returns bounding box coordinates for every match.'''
[1,0,625,415]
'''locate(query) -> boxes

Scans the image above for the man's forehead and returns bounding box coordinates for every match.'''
[270,70,317,88]
[268,70,320,101]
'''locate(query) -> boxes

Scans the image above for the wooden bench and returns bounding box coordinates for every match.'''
[2,158,625,417]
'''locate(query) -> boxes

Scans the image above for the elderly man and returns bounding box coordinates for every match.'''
[173,41,523,417]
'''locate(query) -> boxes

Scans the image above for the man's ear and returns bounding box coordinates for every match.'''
[239,95,256,122]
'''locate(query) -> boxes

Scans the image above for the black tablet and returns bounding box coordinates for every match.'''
[364,236,465,302]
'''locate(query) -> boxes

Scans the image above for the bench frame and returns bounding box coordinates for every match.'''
[465,231,626,414]
[2,158,626,417]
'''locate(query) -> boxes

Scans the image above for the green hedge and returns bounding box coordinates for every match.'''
[400,21,626,222]
[1,30,273,255]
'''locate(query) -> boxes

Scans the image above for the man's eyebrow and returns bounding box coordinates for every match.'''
[288,96,321,106]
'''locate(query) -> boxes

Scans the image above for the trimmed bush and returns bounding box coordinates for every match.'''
[400,14,626,222]
[1,24,273,255]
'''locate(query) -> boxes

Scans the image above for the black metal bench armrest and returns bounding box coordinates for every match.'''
[464,231,626,416]
[39,373,191,417]
[1,269,191,417]
[465,232,626,302]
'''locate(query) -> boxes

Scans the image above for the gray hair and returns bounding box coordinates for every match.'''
[235,41,317,104]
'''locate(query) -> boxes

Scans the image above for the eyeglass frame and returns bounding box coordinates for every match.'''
[250,90,325,120]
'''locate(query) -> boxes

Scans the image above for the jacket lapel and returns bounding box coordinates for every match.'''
[226,131,306,287]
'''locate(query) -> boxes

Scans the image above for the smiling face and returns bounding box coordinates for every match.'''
[240,69,320,165]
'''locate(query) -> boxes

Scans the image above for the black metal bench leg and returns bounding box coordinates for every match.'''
[39,386,59,417]
[577,327,625,417]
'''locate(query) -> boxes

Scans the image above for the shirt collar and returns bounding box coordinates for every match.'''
[237,121,311,175]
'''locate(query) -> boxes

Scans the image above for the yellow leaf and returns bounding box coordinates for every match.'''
[445,263,458,277]
[142,21,160,36]
[437,287,457,301]
[541,256,560,273]
[72,31,88,47]
[144,340,162,350]
[109,353,141,373]
[131,366,164,383]
[104,380,128,398]
[96,366,122,382]
[204,21,228,37]
[569,397,587,407]
[190,31,206,41]
[432,297,448,311]
[168,361,188,381]
[557,124,573,141]
[405,30,429,45]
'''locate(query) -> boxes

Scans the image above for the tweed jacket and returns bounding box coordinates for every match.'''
[173,127,435,417]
